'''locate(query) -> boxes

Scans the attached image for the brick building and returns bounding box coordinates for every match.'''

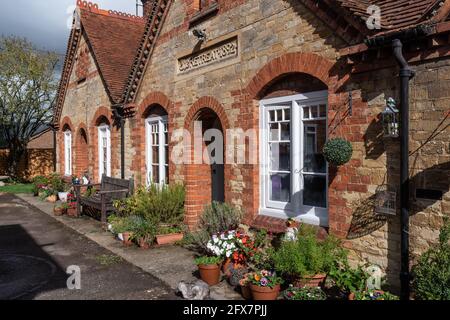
[0,125,55,180]
[55,0,449,289]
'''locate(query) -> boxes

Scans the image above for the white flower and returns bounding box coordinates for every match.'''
[226,251,231,258]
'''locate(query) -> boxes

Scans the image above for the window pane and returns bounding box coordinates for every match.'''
[269,110,275,122]
[270,123,278,141]
[310,106,318,118]
[280,122,290,141]
[303,107,310,119]
[165,146,169,166]
[303,122,327,173]
[270,142,290,171]
[270,173,290,202]
[303,175,326,207]
[284,108,290,121]
[152,146,159,163]
[165,166,169,184]
[152,165,159,182]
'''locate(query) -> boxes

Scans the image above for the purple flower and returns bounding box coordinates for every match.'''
[260,277,268,287]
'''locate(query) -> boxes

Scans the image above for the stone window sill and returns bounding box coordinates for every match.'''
[189,3,219,27]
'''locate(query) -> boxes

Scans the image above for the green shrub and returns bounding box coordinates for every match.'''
[184,201,243,252]
[323,138,353,166]
[271,225,346,279]
[412,217,450,300]
[114,183,185,226]
[194,256,223,265]
[329,263,369,294]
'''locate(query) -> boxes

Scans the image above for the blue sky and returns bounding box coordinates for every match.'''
[0,0,139,55]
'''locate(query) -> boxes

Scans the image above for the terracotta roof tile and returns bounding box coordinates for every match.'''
[79,7,146,103]
[335,0,443,31]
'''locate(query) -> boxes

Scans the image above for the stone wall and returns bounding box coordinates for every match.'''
[58,33,115,182]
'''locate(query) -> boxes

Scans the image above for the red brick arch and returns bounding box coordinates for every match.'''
[90,106,113,127]
[184,96,230,130]
[60,116,74,132]
[138,91,174,118]
[245,52,335,99]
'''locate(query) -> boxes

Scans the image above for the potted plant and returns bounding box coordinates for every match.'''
[195,256,223,286]
[238,272,253,300]
[271,225,346,288]
[349,290,398,300]
[283,286,327,300]
[57,183,71,203]
[248,270,283,300]
[53,204,64,216]
[328,263,369,299]
[156,225,184,245]
[130,216,156,249]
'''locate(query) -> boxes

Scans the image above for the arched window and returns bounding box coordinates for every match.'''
[64,130,72,176]
[97,123,111,180]
[145,107,168,186]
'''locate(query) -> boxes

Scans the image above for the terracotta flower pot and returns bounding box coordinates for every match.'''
[139,237,151,249]
[67,207,78,218]
[241,285,252,300]
[53,207,63,216]
[249,284,281,301]
[122,232,134,247]
[294,274,327,288]
[198,264,221,286]
[156,233,183,245]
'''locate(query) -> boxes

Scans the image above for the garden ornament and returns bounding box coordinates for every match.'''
[177,280,210,300]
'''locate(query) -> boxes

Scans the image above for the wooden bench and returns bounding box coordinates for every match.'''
[73,175,134,224]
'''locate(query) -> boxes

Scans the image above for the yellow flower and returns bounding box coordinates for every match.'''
[254,274,261,281]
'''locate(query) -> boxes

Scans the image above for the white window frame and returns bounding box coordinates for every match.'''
[64,130,72,176]
[259,90,329,227]
[98,124,111,181]
[145,115,168,186]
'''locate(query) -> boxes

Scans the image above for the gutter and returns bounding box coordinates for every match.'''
[366,29,416,300]
[112,105,126,179]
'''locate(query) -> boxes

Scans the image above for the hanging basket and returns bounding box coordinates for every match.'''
[323,138,353,166]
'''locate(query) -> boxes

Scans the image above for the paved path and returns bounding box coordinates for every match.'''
[13,193,242,300]
[0,193,178,300]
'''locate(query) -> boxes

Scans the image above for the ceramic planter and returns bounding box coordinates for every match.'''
[122,232,134,247]
[156,233,183,245]
[294,274,327,288]
[198,264,221,286]
[58,192,69,202]
[249,284,281,300]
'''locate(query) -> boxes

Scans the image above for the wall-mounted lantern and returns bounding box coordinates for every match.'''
[381,97,399,138]
[375,185,397,216]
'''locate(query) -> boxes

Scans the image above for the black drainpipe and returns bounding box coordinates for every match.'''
[392,39,415,300]
[113,106,125,179]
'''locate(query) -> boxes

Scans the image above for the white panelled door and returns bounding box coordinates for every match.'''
[98,124,111,180]
[146,116,168,186]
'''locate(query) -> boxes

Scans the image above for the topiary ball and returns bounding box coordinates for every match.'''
[322,138,353,166]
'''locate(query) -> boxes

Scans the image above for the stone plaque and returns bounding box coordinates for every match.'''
[178,37,238,74]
